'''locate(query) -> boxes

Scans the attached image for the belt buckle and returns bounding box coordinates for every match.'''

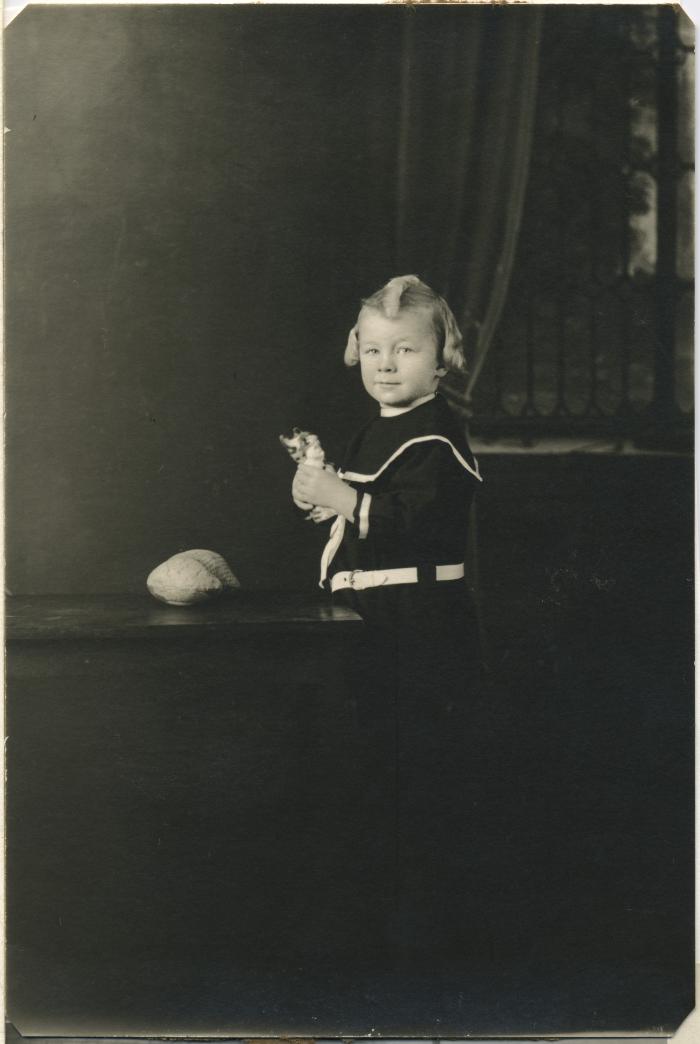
[348,569,363,590]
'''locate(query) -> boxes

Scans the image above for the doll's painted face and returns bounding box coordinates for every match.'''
[357,306,447,408]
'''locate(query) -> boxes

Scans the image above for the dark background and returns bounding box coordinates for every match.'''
[5,3,694,1038]
[5,5,693,590]
[6,4,400,594]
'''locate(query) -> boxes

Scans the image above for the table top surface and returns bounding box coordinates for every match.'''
[5,591,363,641]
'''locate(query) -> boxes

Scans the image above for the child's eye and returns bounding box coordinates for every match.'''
[362,346,379,355]
[397,345,414,353]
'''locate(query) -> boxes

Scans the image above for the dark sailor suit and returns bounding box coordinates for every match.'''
[318,393,484,953]
[320,392,481,616]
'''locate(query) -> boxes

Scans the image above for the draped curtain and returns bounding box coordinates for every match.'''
[393,7,543,417]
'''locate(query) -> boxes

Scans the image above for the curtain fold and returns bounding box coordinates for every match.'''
[394,7,543,417]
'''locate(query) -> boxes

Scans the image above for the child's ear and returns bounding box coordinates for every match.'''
[436,365,448,378]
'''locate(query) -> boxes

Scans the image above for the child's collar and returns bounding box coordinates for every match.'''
[380,392,436,418]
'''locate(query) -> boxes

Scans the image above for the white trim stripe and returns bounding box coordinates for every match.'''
[318,513,346,588]
[341,435,482,484]
[358,493,371,539]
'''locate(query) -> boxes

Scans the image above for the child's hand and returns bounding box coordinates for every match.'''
[293,490,314,511]
[293,464,357,522]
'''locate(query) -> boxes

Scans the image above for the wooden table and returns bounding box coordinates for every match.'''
[6,590,363,641]
[7,593,407,1038]
[6,591,693,1039]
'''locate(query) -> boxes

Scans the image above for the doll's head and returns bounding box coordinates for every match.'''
[344,275,467,376]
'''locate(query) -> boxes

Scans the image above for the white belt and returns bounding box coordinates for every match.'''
[330,563,464,592]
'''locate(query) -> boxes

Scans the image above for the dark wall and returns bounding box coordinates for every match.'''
[6,5,403,593]
[5,5,694,613]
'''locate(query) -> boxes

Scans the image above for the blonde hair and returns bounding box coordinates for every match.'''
[344,275,467,375]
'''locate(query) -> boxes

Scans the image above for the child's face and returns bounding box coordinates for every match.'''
[357,306,446,408]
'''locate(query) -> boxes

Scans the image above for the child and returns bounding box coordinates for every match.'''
[292,274,481,623]
[292,275,483,957]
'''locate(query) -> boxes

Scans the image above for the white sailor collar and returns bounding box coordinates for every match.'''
[339,434,482,484]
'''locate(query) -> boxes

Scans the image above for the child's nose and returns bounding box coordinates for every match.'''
[378,352,396,371]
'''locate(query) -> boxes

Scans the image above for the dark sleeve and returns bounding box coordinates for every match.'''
[349,441,472,542]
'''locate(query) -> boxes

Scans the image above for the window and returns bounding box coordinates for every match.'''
[472,6,694,443]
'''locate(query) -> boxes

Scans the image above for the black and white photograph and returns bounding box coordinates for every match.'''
[4,2,695,1039]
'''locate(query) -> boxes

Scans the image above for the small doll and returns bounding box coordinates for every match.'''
[279,428,336,523]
